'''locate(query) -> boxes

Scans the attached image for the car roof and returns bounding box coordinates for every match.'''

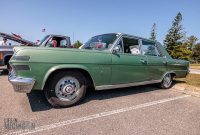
[93,33,155,43]
[48,34,70,38]
[119,33,155,42]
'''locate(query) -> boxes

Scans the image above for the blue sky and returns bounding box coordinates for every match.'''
[0,0,199,44]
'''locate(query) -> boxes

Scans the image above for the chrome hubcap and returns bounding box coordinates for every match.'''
[163,74,172,88]
[55,77,80,101]
[62,84,75,95]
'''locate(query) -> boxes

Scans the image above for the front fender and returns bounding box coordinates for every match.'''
[41,64,92,90]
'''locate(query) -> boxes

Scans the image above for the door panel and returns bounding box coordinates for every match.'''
[140,40,167,81]
[111,53,148,84]
[147,56,167,80]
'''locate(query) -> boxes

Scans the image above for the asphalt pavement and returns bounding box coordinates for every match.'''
[0,75,200,135]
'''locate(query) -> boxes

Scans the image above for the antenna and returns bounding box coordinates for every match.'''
[73,32,74,44]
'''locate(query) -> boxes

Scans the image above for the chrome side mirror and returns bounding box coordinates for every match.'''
[112,45,120,54]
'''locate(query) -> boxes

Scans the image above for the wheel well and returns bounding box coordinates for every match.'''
[4,55,12,65]
[170,73,176,78]
[162,72,176,81]
[44,68,95,90]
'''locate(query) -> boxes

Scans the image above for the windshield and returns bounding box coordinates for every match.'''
[38,35,50,46]
[83,34,118,50]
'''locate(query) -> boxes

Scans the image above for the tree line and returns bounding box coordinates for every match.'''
[150,12,200,63]
[73,12,199,63]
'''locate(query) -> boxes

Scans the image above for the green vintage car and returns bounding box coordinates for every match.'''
[9,33,189,107]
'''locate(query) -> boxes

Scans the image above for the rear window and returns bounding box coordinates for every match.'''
[141,41,159,56]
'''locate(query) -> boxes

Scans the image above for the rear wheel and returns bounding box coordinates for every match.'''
[44,71,87,108]
[159,73,173,89]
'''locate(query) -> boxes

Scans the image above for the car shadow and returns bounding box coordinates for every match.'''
[174,80,186,84]
[27,84,162,112]
[83,84,161,104]
[0,69,8,75]
[26,91,52,112]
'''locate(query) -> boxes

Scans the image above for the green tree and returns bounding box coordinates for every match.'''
[164,12,185,58]
[172,44,192,60]
[149,23,157,41]
[191,43,200,63]
[73,40,82,48]
[184,36,198,50]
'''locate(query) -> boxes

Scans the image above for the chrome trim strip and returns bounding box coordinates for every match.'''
[95,80,161,90]
[171,64,182,66]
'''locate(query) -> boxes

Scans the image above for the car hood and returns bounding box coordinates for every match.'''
[0,32,37,46]
[13,46,110,54]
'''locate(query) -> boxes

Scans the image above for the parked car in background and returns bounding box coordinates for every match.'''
[0,32,71,69]
[0,32,36,68]
[37,34,71,48]
[8,33,189,107]
[0,45,14,69]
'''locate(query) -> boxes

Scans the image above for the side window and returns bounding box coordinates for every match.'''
[60,38,69,48]
[47,37,70,48]
[122,37,140,55]
[46,36,59,47]
[141,40,160,56]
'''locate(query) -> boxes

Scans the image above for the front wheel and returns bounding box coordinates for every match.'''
[159,73,173,89]
[44,71,87,108]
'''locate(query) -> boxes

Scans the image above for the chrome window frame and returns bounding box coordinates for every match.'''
[110,34,142,55]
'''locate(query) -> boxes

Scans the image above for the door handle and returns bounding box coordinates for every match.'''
[163,61,167,65]
[140,59,147,64]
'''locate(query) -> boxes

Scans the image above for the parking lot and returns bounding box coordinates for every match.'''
[1,74,200,135]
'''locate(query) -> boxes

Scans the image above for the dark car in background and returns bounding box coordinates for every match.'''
[0,32,71,69]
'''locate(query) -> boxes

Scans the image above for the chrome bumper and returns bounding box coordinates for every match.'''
[8,73,35,93]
